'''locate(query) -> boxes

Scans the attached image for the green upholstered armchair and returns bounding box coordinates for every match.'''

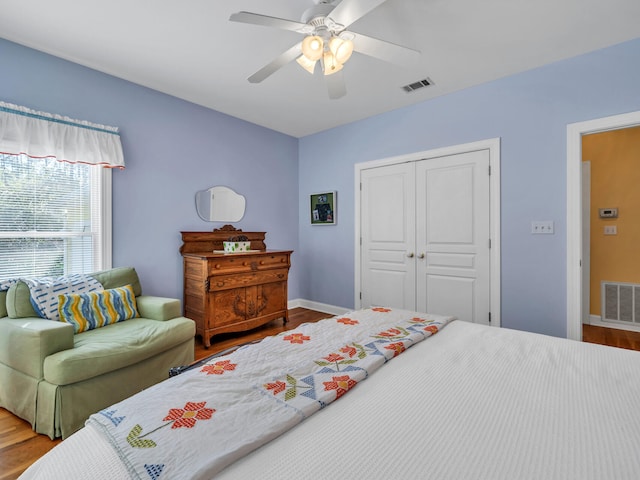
[0,267,195,439]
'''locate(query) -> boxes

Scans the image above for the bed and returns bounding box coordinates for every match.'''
[19,308,640,479]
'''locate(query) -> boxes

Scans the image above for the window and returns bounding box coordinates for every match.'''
[0,101,123,280]
[0,154,111,279]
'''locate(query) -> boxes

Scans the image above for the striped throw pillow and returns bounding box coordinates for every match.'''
[58,284,139,333]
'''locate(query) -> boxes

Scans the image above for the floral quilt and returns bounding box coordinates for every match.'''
[86,308,454,479]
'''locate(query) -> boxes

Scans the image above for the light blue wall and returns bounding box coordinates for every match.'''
[0,39,300,301]
[3,35,639,338]
[298,37,640,338]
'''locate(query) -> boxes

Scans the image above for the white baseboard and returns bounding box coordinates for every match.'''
[587,314,640,333]
[288,298,351,316]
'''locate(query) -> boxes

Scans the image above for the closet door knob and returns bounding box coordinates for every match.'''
[418,253,425,259]
[407,252,415,258]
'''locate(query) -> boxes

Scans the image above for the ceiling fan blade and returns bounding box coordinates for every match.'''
[229,11,310,33]
[247,43,302,83]
[352,32,421,66]
[326,71,347,99]
[328,0,389,29]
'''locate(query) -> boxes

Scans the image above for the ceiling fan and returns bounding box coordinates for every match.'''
[229,0,420,99]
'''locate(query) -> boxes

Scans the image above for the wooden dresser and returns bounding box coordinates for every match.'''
[180,228,292,348]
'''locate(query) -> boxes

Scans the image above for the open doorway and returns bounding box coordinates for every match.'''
[581,126,640,349]
[582,126,640,330]
[567,111,640,343]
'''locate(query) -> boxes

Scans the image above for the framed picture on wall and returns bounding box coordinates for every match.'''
[310,191,336,225]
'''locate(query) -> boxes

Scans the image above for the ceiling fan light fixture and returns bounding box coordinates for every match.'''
[322,51,343,75]
[329,36,354,64]
[301,35,324,61]
[296,55,317,74]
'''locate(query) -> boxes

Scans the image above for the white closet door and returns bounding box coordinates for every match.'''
[415,149,491,324]
[361,163,416,310]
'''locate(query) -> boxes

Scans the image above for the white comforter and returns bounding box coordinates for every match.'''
[23,308,451,479]
[21,318,640,479]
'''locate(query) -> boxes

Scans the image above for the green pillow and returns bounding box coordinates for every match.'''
[58,284,139,333]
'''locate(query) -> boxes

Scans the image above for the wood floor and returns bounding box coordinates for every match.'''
[1,313,639,480]
[582,323,640,350]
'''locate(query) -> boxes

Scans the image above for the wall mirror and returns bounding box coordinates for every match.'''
[195,186,246,222]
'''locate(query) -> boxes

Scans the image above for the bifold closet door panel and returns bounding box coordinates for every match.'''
[360,162,416,311]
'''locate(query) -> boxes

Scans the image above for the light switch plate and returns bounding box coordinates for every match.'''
[531,221,554,234]
[604,225,617,235]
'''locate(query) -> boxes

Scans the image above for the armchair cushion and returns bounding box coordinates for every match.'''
[92,266,142,296]
[43,316,195,385]
[0,290,6,318]
[6,281,38,318]
[58,284,140,333]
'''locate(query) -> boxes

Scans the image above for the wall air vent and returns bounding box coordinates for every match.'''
[602,281,640,324]
[402,78,434,93]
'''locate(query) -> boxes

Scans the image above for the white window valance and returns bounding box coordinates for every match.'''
[0,101,124,168]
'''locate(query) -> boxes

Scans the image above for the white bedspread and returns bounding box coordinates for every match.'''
[20,319,640,480]
[28,308,450,480]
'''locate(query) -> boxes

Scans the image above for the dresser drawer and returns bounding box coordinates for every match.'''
[208,269,288,291]
[207,252,290,275]
[183,238,292,348]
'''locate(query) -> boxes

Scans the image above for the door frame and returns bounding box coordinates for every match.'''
[354,138,501,327]
[581,161,591,326]
[566,110,640,340]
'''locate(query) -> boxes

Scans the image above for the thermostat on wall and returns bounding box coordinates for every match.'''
[599,208,618,218]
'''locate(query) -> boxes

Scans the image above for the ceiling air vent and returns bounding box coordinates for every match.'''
[402,78,434,93]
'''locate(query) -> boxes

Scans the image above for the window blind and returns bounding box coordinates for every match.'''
[0,154,104,279]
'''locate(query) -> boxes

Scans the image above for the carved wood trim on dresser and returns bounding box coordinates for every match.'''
[180,226,292,348]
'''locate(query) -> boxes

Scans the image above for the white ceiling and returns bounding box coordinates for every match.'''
[1,0,640,137]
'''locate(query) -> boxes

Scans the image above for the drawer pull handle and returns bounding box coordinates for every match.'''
[214,264,221,269]
[259,260,265,265]
[216,281,225,288]
[278,274,284,279]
